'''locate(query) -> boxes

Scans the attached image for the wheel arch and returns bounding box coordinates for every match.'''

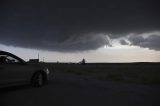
[31,70,47,84]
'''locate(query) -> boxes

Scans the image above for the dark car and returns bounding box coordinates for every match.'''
[0,50,50,87]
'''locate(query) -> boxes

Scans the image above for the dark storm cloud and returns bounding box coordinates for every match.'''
[127,33,160,50]
[0,0,160,52]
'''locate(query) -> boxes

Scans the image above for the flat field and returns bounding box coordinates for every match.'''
[42,62,160,85]
[1,63,160,106]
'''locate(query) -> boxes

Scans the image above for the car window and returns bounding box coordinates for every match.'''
[0,55,20,64]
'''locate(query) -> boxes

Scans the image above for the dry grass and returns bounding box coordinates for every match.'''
[42,63,160,84]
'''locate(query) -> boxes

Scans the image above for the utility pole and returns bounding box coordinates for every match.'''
[43,57,45,63]
[38,53,39,60]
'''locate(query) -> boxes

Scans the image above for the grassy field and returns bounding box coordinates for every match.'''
[42,63,160,85]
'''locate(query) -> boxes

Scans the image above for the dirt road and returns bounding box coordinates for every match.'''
[0,72,160,106]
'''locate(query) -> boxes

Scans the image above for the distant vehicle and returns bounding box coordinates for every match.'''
[0,50,50,87]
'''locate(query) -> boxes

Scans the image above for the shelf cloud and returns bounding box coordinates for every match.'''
[0,0,160,52]
[128,32,160,50]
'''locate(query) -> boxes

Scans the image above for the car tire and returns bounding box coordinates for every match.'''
[31,72,45,87]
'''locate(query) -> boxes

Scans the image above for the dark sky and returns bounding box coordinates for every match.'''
[0,0,160,52]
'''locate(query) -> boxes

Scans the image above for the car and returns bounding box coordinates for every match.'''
[0,50,50,87]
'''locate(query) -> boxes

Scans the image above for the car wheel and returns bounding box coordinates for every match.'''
[31,72,45,87]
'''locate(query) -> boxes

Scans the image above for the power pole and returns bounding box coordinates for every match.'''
[43,57,45,63]
[38,53,39,60]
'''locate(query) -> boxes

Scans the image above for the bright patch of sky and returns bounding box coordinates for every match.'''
[1,42,160,63]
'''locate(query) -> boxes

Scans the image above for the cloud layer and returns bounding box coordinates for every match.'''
[118,32,160,50]
[0,0,160,52]
[128,32,160,50]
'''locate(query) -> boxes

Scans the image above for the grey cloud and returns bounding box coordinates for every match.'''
[0,0,160,52]
[119,39,129,45]
[127,33,160,50]
[128,35,145,45]
[41,33,110,52]
[0,33,110,52]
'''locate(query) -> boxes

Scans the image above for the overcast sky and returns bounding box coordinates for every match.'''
[0,0,160,62]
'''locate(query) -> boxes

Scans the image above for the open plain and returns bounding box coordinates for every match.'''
[0,63,160,106]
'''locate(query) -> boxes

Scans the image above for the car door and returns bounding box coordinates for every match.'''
[0,63,8,85]
[0,55,32,86]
